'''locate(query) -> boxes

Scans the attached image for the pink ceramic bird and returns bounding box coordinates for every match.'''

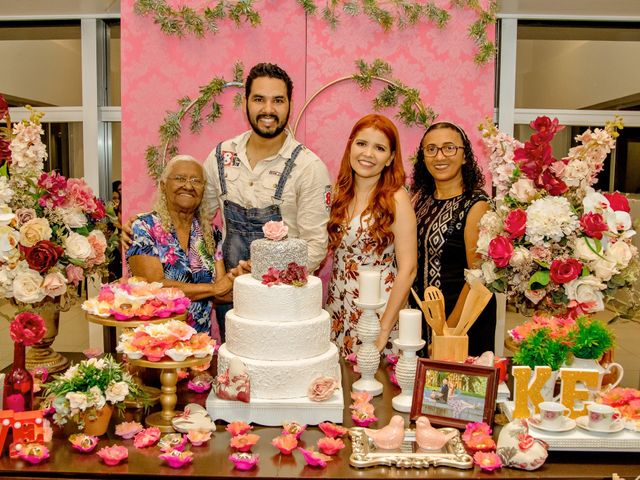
[415,416,458,450]
[363,415,406,450]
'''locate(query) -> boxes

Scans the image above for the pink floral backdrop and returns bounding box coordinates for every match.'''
[121,0,495,220]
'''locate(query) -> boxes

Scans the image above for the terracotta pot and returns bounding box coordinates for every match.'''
[83,404,114,437]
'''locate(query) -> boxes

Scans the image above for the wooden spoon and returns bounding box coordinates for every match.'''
[424,286,445,335]
[454,281,493,336]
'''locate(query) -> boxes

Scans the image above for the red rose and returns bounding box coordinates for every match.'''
[9,312,46,346]
[580,212,608,239]
[604,192,630,213]
[24,240,64,273]
[488,236,514,268]
[541,169,568,196]
[549,258,582,284]
[504,209,527,239]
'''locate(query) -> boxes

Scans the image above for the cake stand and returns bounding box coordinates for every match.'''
[129,355,212,433]
[85,312,187,408]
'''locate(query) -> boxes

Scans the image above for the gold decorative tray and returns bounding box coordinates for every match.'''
[349,427,473,469]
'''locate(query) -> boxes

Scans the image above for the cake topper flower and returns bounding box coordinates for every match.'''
[9,311,46,346]
[229,452,259,471]
[308,376,339,402]
[271,434,298,455]
[317,437,345,456]
[318,422,348,438]
[262,220,288,241]
[96,445,128,466]
[298,447,332,468]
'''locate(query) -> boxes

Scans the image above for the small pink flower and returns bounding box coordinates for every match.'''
[473,451,503,472]
[350,391,372,407]
[318,422,348,438]
[83,347,103,358]
[159,449,193,469]
[188,373,213,393]
[187,430,212,446]
[69,433,99,453]
[351,412,378,427]
[133,427,161,448]
[462,422,492,444]
[115,421,143,440]
[229,433,260,452]
[97,445,128,466]
[66,264,84,286]
[271,434,298,455]
[464,433,495,453]
[17,443,49,464]
[308,376,339,402]
[345,352,358,365]
[385,353,399,365]
[317,437,345,456]
[282,422,306,439]
[225,421,252,437]
[298,447,332,468]
[229,452,259,471]
[262,220,288,241]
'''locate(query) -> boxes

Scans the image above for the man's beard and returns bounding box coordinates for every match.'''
[247,107,290,139]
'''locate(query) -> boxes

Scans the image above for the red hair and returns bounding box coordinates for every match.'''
[328,114,406,255]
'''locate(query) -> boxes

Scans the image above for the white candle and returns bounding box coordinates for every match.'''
[358,270,381,304]
[399,309,422,345]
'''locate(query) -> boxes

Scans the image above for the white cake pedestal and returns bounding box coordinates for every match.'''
[205,388,344,426]
[391,338,426,412]
[352,299,386,396]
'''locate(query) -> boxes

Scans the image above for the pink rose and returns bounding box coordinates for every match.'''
[66,264,84,286]
[86,230,107,267]
[262,221,288,241]
[504,209,527,239]
[308,376,339,402]
[549,258,582,284]
[488,236,514,268]
[603,192,630,213]
[580,212,608,239]
[43,272,67,297]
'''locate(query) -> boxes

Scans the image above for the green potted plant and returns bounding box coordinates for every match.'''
[512,328,570,372]
[569,316,614,361]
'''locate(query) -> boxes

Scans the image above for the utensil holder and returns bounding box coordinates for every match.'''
[431,333,468,362]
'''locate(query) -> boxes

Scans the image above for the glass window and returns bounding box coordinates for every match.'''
[40,122,84,178]
[106,21,121,106]
[0,21,82,106]
[516,22,640,110]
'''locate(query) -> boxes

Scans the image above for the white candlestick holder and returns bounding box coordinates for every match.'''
[352,299,386,396]
[391,338,426,412]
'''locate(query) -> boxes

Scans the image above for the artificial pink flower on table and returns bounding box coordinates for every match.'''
[225,421,252,437]
[158,433,187,452]
[473,451,503,472]
[229,452,259,471]
[159,449,194,469]
[68,433,99,453]
[229,433,260,452]
[133,427,161,448]
[462,422,492,444]
[282,421,306,439]
[298,447,332,468]
[464,434,496,453]
[17,443,49,464]
[115,421,143,440]
[271,434,298,455]
[317,437,345,456]
[96,445,128,466]
[188,373,213,393]
[318,422,348,439]
[385,353,399,366]
[351,410,378,427]
[350,391,372,408]
[187,430,212,446]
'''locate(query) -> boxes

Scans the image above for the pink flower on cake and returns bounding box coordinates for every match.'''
[271,434,298,454]
[308,376,339,402]
[262,220,288,241]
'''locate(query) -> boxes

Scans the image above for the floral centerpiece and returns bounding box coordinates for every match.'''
[43,355,145,433]
[469,116,638,317]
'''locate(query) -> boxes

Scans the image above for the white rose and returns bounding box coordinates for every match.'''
[88,386,106,410]
[0,177,14,205]
[509,178,537,203]
[465,268,484,285]
[64,232,93,261]
[12,269,46,303]
[606,241,633,268]
[0,205,15,227]
[479,211,503,235]
[60,207,88,229]
[105,381,129,404]
[476,231,492,256]
[43,271,67,298]
[573,237,602,263]
[591,258,618,282]
[564,275,605,313]
[509,247,532,269]
[19,218,52,247]
[481,261,498,283]
[0,225,21,262]
[66,392,89,411]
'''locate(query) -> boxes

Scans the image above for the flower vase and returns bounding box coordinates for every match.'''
[25,301,69,374]
[82,404,114,436]
[3,343,34,412]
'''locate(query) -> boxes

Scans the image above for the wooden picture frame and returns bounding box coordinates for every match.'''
[410,359,499,429]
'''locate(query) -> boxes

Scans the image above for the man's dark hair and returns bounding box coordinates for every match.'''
[245,63,293,101]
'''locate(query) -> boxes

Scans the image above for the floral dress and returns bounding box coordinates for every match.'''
[126,212,223,339]
[326,215,398,357]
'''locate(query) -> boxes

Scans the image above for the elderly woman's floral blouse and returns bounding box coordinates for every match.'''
[126,212,223,337]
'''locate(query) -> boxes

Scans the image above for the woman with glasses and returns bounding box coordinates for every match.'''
[127,155,236,340]
[411,122,495,355]
[326,114,417,357]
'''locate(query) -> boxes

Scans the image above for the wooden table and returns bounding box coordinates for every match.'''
[1,356,638,479]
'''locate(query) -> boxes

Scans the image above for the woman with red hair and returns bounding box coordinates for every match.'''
[326,114,417,357]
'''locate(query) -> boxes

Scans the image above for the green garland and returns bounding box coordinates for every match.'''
[133,0,497,64]
[145,59,434,179]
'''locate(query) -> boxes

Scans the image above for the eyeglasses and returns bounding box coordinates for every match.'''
[423,144,464,158]
[168,176,205,187]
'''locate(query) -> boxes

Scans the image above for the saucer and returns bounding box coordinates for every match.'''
[575,416,625,434]
[528,414,576,433]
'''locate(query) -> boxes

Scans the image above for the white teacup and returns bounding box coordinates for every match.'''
[538,401,570,428]
[587,403,620,430]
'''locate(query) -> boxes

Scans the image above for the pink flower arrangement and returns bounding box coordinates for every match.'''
[133,427,161,448]
[225,421,252,437]
[261,262,308,287]
[68,433,99,453]
[229,452,259,471]
[509,313,575,344]
[159,449,194,469]
[229,433,260,452]
[472,116,637,317]
[9,312,46,346]
[271,434,298,454]
[96,445,128,466]
[318,422,348,438]
[317,437,345,456]
[473,451,503,472]
[0,100,110,306]
[282,422,306,439]
[599,387,640,422]
[115,421,144,440]
[298,447,332,468]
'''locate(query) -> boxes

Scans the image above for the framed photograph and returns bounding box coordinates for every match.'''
[410,359,499,429]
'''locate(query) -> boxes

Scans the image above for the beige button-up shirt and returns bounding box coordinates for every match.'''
[203,130,331,271]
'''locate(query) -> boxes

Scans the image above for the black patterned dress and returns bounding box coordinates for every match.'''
[412,190,496,356]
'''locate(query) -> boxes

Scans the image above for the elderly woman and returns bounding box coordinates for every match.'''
[127,155,233,340]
